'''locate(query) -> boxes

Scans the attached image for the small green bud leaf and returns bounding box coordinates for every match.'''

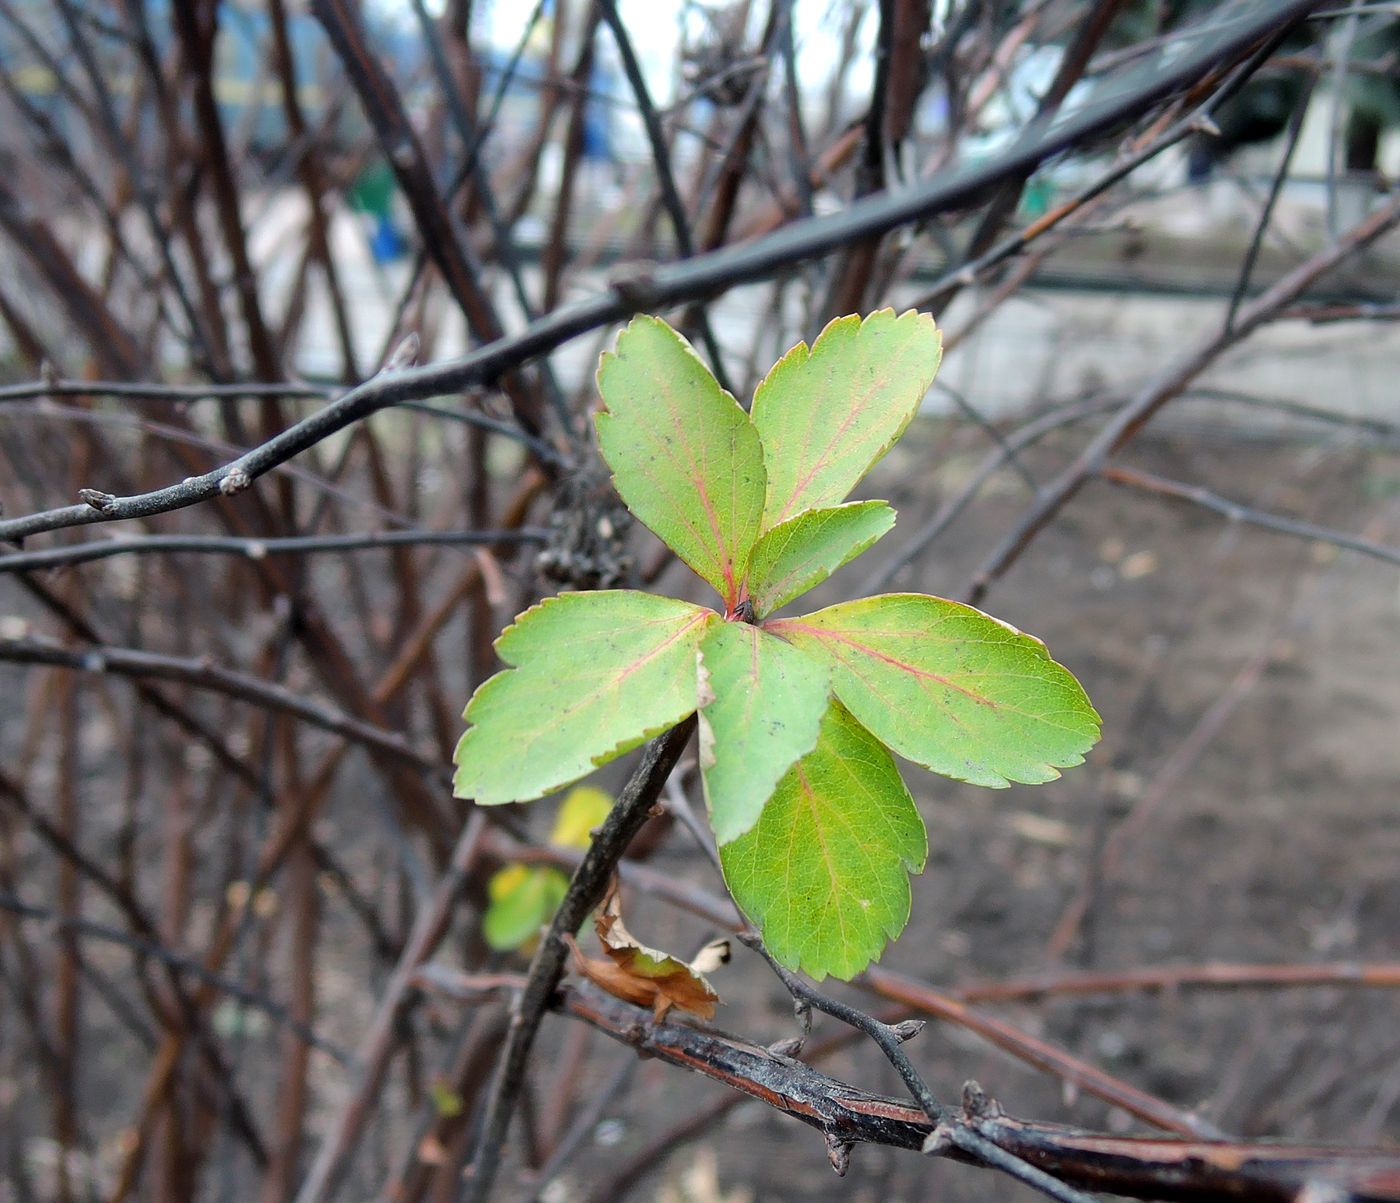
[549,785,615,849]
[745,500,896,617]
[482,865,569,951]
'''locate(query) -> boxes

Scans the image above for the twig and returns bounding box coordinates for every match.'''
[0,892,349,1063]
[0,638,443,780]
[0,528,547,575]
[308,0,551,440]
[864,967,1229,1141]
[431,977,1400,1203]
[1047,631,1293,961]
[930,1103,1104,1203]
[915,30,1314,317]
[597,0,734,396]
[461,717,696,1203]
[1282,300,1400,323]
[951,960,1400,1004]
[0,0,1330,547]
[739,934,945,1126]
[868,396,1119,592]
[289,813,489,1203]
[965,194,1400,606]
[1224,65,1319,330]
[1101,465,1400,568]
[935,380,1042,494]
[525,1052,637,1201]
[490,839,1229,1143]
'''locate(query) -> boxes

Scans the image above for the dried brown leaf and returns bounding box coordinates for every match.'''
[566,887,728,1020]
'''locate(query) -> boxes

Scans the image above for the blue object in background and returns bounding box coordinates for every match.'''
[369,214,405,264]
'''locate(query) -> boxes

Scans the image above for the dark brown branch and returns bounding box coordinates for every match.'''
[460,718,697,1203]
[953,960,1400,1004]
[309,0,550,440]
[864,967,1229,1141]
[0,638,442,779]
[0,528,546,575]
[496,830,1231,1141]
[0,893,348,1063]
[0,0,1330,547]
[289,813,489,1203]
[425,977,1400,1203]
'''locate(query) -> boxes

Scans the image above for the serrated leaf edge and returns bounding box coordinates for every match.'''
[768,592,1102,789]
[453,593,718,804]
[753,308,943,529]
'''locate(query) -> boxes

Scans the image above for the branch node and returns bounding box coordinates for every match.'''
[823,1132,853,1177]
[962,1080,1003,1120]
[890,1019,926,1044]
[219,468,251,497]
[77,489,116,514]
[922,1123,955,1156]
[609,265,661,312]
[381,331,420,375]
[1295,1182,1353,1203]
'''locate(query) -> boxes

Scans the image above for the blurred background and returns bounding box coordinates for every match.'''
[0,1,1398,1200]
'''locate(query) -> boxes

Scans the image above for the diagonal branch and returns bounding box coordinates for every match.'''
[459,718,697,1203]
[1100,465,1400,568]
[423,975,1400,1203]
[965,193,1400,607]
[0,0,1331,547]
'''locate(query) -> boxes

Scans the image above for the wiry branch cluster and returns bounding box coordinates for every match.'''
[1,0,1399,1201]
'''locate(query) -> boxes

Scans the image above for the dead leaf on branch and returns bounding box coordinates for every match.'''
[565,885,729,1020]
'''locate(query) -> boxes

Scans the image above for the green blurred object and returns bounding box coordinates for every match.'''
[1022,176,1052,218]
[348,159,396,217]
[482,864,569,952]
[349,160,404,262]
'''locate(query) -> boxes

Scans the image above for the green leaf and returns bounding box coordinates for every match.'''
[483,864,569,951]
[596,316,767,605]
[454,591,716,804]
[549,785,614,849]
[752,309,942,529]
[745,501,896,618]
[696,622,830,845]
[770,594,1101,789]
[429,1081,466,1118]
[719,701,927,980]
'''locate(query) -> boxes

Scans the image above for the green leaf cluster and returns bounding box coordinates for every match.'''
[456,310,1100,979]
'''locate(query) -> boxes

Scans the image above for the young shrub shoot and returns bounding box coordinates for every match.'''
[454,310,1100,980]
